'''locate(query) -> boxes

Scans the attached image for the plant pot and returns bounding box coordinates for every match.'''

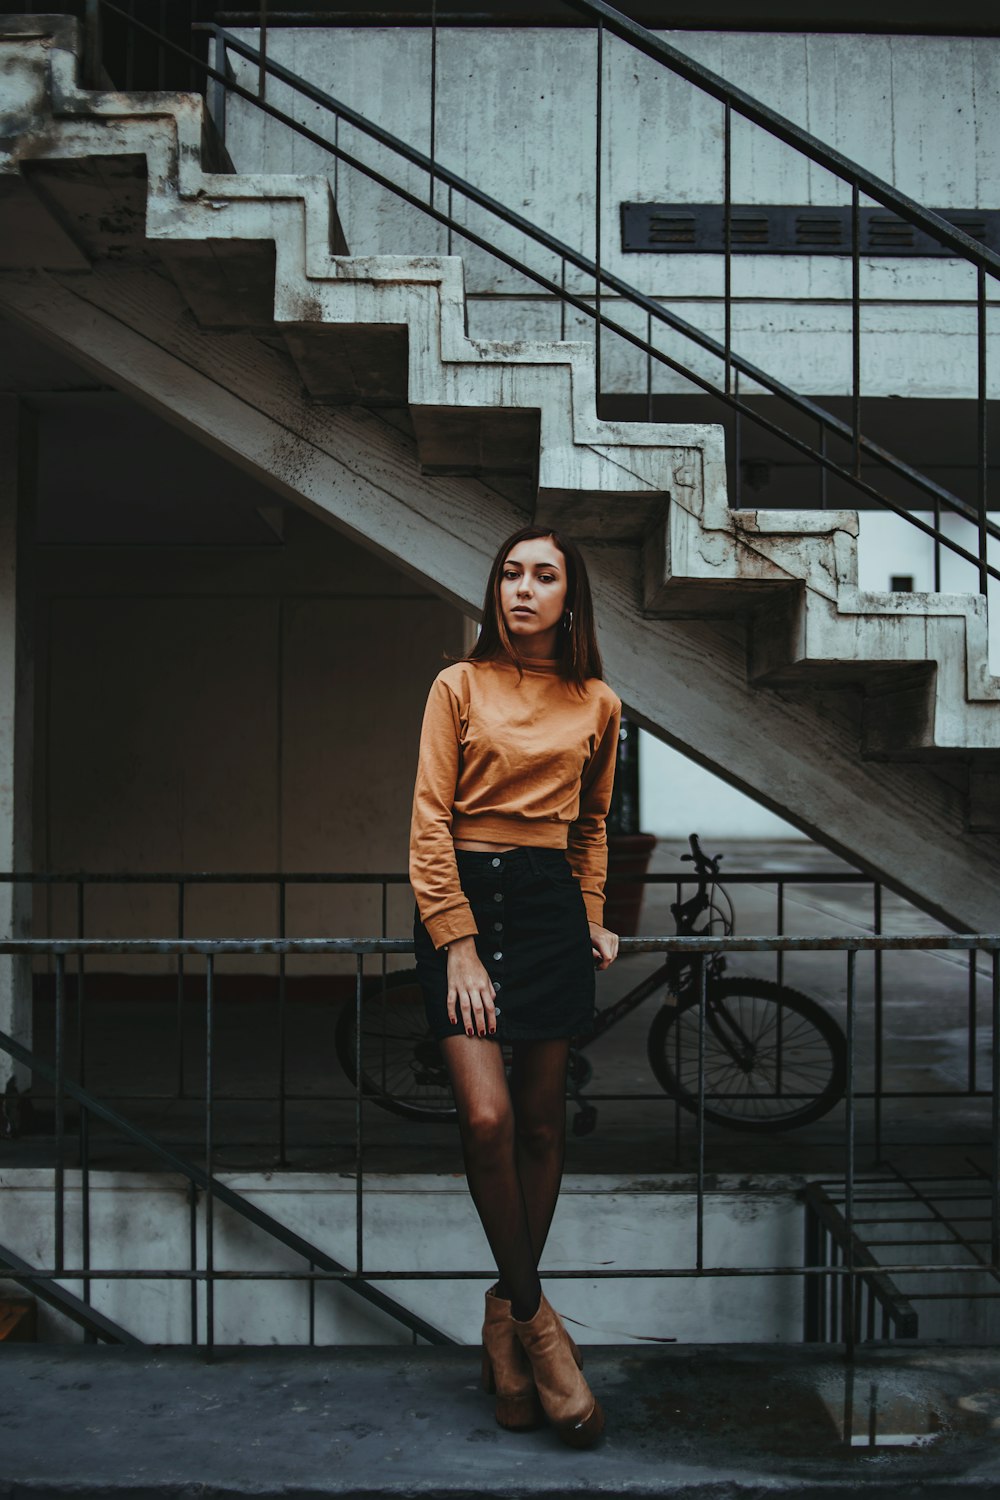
[604,832,657,938]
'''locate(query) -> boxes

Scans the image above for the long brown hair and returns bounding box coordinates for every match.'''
[463,526,605,689]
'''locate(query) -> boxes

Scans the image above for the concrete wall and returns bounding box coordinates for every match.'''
[5,1168,983,1346]
[224,28,1000,402]
[0,1169,806,1346]
[33,503,463,972]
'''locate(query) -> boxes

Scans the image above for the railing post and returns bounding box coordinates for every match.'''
[84,0,102,89]
[844,948,856,1358]
[977,264,989,596]
[355,953,365,1282]
[594,20,604,410]
[205,953,215,1353]
[212,29,228,145]
[694,952,705,1272]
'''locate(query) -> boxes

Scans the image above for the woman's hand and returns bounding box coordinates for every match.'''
[446,936,498,1037]
[589,921,619,971]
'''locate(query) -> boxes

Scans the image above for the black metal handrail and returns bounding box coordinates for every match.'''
[801,1182,919,1342]
[90,1,1000,588]
[4,931,1000,1357]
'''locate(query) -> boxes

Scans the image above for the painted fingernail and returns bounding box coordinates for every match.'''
[467,1027,474,1037]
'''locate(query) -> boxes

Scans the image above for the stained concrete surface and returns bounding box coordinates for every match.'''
[4,1342,1000,1497]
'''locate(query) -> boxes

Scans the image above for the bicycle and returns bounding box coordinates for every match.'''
[335,834,848,1134]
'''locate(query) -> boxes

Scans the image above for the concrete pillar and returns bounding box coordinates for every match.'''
[0,395,34,1095]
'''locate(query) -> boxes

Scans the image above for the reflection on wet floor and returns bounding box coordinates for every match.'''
[827,1371,947,1449]
[628,1346,1000,1468]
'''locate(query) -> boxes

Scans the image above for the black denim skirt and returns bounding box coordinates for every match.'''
[413,846,596,1043]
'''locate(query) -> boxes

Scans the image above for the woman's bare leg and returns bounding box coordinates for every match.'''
[439,1035,541,1320]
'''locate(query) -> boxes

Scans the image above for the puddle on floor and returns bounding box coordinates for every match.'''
[635,1355,1000,1461]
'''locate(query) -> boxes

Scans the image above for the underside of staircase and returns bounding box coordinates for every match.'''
[2,14,999,931]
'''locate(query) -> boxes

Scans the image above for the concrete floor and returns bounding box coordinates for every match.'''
[4,1341,1000,1497]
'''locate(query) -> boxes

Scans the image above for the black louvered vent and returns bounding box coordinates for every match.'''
[648,212,696,245]
[795,214,844,249]
[621,203,1000,256]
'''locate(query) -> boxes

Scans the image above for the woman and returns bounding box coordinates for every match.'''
[409,525,621,1449]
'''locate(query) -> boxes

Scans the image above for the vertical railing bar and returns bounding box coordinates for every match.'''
[851,181,861,480]
[977,263,989,596]
[429,0,438,211]
[819,420,828,509]
[84,0,102,89]
[672,937,682,1168]
[991,949,999,1269]
[257,0,267,101]
[333,110,339,214]
[873,883,883,1161]
[447,184,453,257]
[54,953,65,1278]
[76,882,92,1324]
[775,881,784,1097]
[157,0,166,89]
[308,1260,316,1346]
[933,497,942,593]
[125,0,135,91]
[355,953,365,1277]
[189,1179,198,1347]
[733,369,742,508]
[646,310,654,422]
[969,947,979,1098]
[594,19,603,412]
[695,953,705,1272]
[176,881,186,1099]
[560,258,568,343]
[844,948,856,1359]
[723,99,732,395]
[205,953,215,1353]
[279,880,287,1167]
[830,1238,839,1345]
[213,28,228,144]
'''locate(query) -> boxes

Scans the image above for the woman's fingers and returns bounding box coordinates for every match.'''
[447,953,499,1037]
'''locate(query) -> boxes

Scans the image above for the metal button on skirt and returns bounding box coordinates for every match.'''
[413,846,596,1042]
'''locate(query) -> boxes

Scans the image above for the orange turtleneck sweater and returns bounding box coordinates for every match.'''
[409,654,622,950]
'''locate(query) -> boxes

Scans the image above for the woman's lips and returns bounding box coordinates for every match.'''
[511,609,535,616]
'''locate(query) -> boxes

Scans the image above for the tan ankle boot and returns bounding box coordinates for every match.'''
[481,1286,543,1430]
[511,1292,604,1448]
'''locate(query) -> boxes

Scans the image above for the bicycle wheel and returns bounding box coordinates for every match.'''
[646,977,846,1132]
[335,968,457,1123]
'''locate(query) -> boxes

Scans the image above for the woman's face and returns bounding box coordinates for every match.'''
[499,536,569,652]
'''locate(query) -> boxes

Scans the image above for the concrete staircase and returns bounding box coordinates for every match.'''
[2,15,999,930]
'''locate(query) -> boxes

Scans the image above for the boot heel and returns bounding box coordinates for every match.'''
[558,1399,605,1450]
[481,1352,496,1395]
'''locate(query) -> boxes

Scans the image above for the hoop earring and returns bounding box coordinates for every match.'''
[562,609,573,631]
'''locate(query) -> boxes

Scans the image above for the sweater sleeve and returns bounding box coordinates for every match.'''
[408,674,479,951]
[565,699,622,927]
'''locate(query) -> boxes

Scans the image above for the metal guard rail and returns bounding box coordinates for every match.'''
[95,0,1000,588]
[3,932,1000,1356]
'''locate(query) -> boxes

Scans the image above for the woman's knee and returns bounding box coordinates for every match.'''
[515,1115,564,1160]
[461,1098,515,1156]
